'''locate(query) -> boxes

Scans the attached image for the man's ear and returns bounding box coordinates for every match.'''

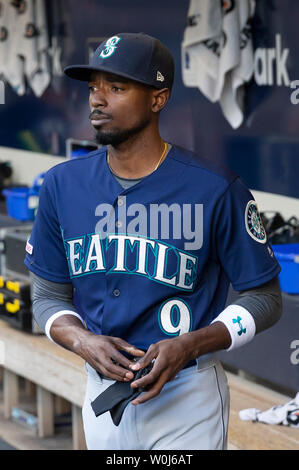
[151,88,170,113]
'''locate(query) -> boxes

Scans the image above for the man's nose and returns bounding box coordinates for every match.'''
[89,87,108,108]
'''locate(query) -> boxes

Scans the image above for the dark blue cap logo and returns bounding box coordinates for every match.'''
[100,36,122,59]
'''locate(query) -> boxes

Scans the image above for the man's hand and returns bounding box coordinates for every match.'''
[50,315,145,382]
[129,334,193,405]
[79,333,146,381]
[49,315,231,389]
[128,322,232,405]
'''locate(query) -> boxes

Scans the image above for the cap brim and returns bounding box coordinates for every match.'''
[64,64,166,89]
[64,65,99,82]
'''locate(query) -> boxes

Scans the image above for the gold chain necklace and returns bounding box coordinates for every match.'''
[107,142,168,174]
[153,142,168,172]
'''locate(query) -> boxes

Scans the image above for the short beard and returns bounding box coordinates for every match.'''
[94,118,150,147]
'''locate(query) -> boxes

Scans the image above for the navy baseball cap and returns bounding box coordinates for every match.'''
[64,32,175,91]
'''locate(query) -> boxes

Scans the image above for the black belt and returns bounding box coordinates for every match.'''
[91,359,197,426]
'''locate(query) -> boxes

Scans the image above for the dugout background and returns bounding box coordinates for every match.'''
[1,0,299,200]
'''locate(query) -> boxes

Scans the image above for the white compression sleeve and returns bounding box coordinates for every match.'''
[212,276,282,351]
[212,304,256,351]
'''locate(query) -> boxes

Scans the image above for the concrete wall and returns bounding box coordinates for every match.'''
[0,147,65,187]
[252,190,299,220]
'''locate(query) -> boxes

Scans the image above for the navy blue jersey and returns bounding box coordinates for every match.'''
[24,145,280,350]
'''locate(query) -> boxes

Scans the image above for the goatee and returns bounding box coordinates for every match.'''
[94,119,150,147]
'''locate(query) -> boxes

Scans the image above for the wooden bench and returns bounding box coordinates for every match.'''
[0,320,87,450]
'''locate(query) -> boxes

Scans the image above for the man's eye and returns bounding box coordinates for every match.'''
[112,85,123,92]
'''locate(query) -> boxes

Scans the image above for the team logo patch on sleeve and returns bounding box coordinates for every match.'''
[245,201,267,244]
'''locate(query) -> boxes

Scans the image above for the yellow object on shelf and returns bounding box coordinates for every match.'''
[6,299,20,314]
[6,281,20,294]
[0,277,4,288]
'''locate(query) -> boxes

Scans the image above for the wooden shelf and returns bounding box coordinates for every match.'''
[0,320,86,450]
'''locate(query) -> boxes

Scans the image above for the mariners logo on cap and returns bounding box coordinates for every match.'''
[100,36,122,59]
[245,201,267,244]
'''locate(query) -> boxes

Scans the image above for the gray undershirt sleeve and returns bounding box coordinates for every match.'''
[30,272,77,333]
[232,276,282,334]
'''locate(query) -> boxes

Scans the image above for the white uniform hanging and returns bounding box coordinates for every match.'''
[1,0,26,95]
[28,0,51,97]
[182,0,256,129]
[3,0,50,97]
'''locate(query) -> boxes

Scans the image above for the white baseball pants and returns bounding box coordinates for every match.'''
[82,354,230,450]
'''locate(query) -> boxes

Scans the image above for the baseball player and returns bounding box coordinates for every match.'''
[25,32,282,450]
